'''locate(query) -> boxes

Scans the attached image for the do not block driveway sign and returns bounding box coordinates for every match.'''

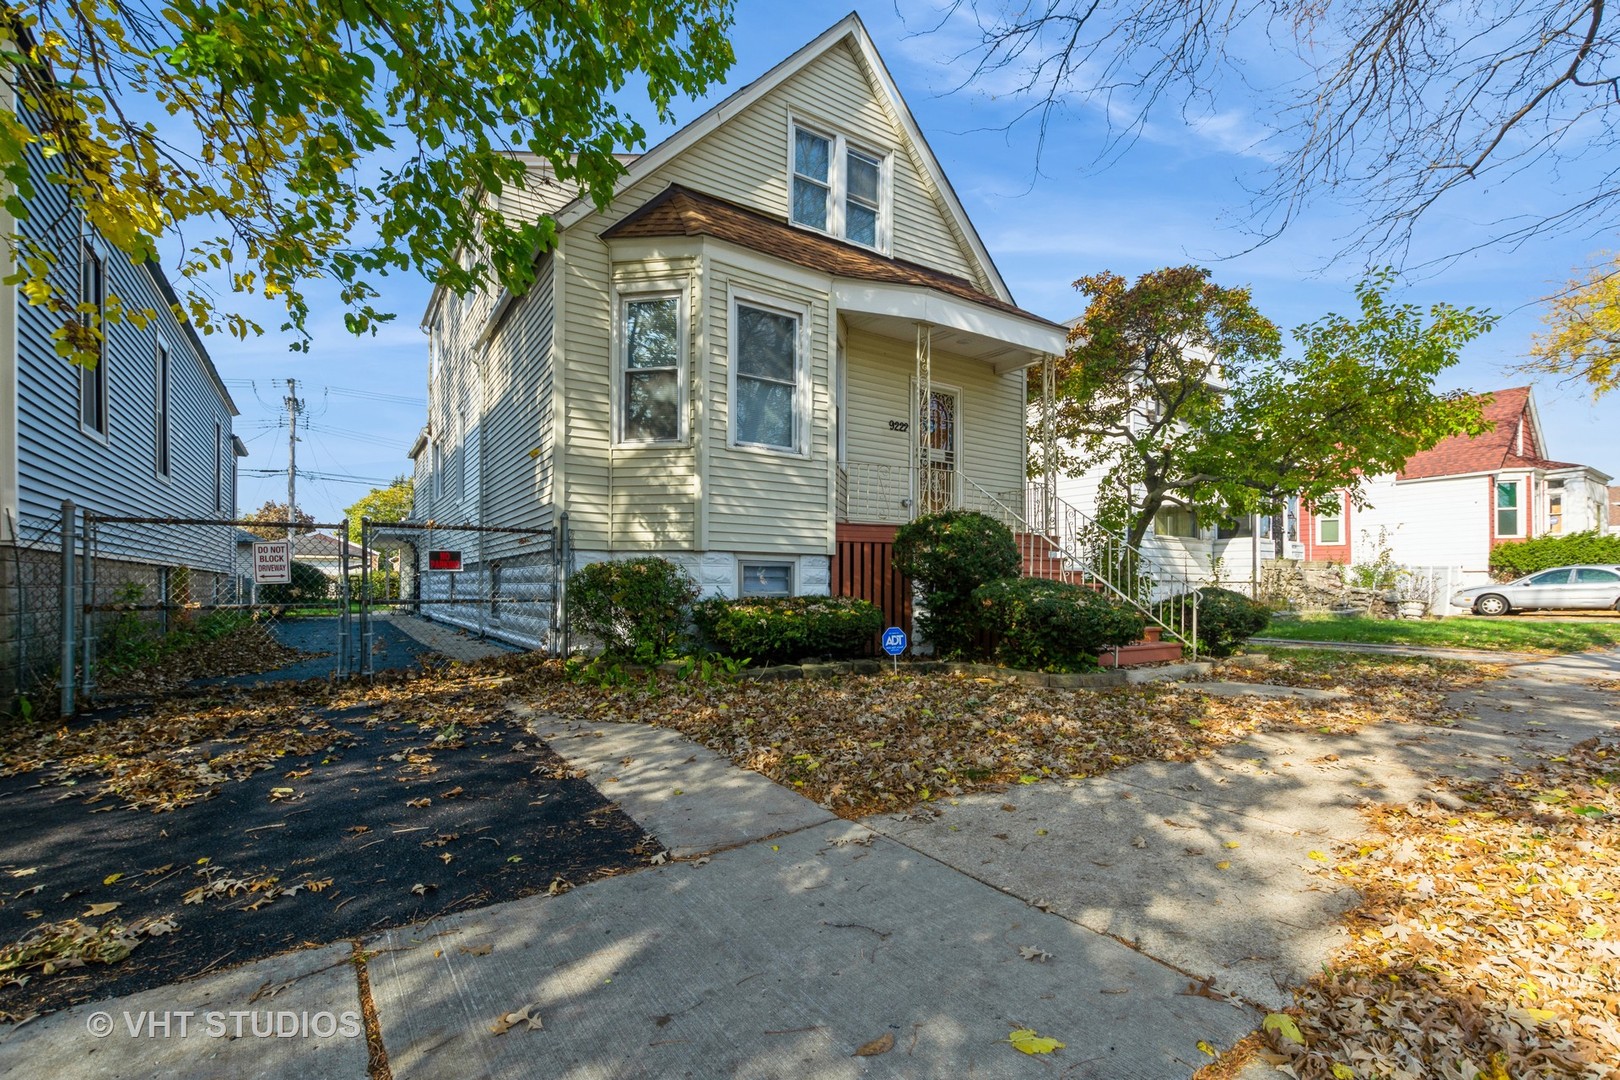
[253,541,291,585]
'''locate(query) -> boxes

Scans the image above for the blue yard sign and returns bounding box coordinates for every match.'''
[881,626,907,656]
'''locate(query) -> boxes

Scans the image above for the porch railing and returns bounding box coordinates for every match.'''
[961,476,1201,656]
[839,461,912,525]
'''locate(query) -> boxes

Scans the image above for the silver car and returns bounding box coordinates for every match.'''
[1452,565,1620,615]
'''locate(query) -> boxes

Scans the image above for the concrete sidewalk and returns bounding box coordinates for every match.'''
[3,650,1615,1079]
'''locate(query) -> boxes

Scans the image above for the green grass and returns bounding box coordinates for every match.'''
[1258,614,1620,653]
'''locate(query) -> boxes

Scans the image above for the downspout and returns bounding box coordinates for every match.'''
[913,323,931,519]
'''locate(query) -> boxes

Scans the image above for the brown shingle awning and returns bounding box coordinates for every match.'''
[601,184,1062,331]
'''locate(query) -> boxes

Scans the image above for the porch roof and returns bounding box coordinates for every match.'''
[601,184,1066,368]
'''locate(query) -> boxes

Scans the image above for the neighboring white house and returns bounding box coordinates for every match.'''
[1298,386,1613,589]
[405,14,1067,649]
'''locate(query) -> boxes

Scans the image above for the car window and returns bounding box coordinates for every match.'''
[1527,569,1573,585]
[1574,568,1620,583]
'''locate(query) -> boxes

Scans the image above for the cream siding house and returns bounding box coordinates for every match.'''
[406,15,1066,648]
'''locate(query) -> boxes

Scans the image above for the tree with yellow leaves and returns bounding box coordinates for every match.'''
[0,1,735,368]
[1528,258,1620,399]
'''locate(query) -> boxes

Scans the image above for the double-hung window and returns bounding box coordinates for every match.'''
[790,122,887,250]
[619,292,683,443]
[732,297,802,452]
[154,342,171,478]
[1496,479,1523,537]
[79,241,108,436]
[1315,497,1344,545]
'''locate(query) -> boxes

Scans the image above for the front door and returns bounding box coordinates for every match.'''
[919,388,959,514]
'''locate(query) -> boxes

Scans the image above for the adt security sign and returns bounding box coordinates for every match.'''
[881,627,907,656]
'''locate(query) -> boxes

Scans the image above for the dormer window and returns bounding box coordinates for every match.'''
[790,121,888,250]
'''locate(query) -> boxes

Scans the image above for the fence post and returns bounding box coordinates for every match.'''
[361,518,374,678]
[557,510,569,658]
[80,510,95,702]
[338,517,351,679]
[58,500,75,716]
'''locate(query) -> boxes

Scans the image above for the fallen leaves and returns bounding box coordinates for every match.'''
[1017,946,1052,962]
[0,914,178,978]
[853,1032,894,1056]
[1258,737,1620,1080]
[489,1005,541,1035]
[1008,1028,1064,1055]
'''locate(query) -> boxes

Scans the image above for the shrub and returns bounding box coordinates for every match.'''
[566,557,697,661]
[258,561,332,606]
[971,578,1146,672]
[893,510,1020,658]
[1159,586,1270,657]
[692,595,884,664]
[1489,529,1620,581]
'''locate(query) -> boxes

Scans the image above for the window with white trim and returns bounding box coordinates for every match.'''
[1496,479,1523,537]
[154,341,171,478]
[618,291,683,443]
[732,298,802,452]
[79,241,108,436]
[1315,498,1344,545]
[740,561,793,598]
[1153,506,1199,539]
[790,122,888,250]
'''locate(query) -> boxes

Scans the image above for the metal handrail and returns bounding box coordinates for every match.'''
[959,475,1201,656]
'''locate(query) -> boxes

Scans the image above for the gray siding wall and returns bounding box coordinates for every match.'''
[11,137,237,572]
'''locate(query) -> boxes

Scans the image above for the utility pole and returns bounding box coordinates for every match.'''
[285,379,302,541]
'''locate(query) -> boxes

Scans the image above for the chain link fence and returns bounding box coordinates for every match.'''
[360,515,569,673]
[79,514,353,704]
[2,511,70,710]
[4,506,571,716]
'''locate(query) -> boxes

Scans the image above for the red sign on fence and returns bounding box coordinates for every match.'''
[428,549,463,572]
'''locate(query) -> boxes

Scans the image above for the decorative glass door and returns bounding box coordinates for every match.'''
[919,388,958,514]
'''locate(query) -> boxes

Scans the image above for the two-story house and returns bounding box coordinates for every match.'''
[406,14,1067,649]
[1,99,245,704]
[1298,386,1613,585]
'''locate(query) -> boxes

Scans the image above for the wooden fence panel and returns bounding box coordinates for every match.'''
[833,524,911,655]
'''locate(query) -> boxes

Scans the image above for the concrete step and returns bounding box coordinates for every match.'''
[1097,640,1185,667]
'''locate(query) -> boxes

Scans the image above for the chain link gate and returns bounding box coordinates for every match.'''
[358,516,569,674]
[78,514,355,705]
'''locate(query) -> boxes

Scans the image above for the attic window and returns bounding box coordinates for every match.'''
[790,122,888,251]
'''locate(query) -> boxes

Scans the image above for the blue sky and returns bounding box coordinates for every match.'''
[221,2,1619,522]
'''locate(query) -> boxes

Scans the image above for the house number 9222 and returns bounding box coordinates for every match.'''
[887,420,910,432]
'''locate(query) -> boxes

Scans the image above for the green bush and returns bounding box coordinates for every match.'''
[1159,586,1270,657]
[567,557,697,661]
[346,572,403,601]
[1489,529,1620,581]
[692,595,884,664]
[259,561,332,605]
[971,578,1146,672]
[893,510,1020,658]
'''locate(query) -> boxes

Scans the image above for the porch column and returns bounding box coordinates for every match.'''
[913,322,932,520]
[1040,353,1056,534]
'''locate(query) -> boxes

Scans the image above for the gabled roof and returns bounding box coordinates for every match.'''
[553,12,1010,302]
[603,185,1061,329]
[1399,386,1566,480]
